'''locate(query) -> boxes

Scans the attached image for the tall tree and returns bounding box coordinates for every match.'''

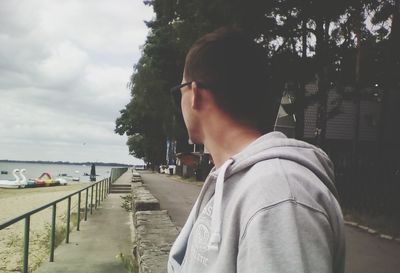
[117,0,395,166]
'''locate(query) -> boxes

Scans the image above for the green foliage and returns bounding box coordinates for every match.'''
[120,194,132,212]
[126,135,145,159]
[116,0,399,165]
[116,252,137,273]
[42,212,83,250]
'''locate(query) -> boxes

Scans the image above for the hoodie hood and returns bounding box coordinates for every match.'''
[206,131,338,250]
[226,131,337,198]
[168,131,343,273]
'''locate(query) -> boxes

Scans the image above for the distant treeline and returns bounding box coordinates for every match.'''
[0,159,130,167]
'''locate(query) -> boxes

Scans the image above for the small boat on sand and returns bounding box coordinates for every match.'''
[54,177,68,185]
[0,169,31,189]
[0,169,24,189]
[34,173,60,187]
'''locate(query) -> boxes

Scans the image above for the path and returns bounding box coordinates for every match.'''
[140,171,400,273]
[345,225,400,273]
[139,171,201,228]
[35,171,133,273]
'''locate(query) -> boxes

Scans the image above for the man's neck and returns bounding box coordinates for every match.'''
[204,121,261,168]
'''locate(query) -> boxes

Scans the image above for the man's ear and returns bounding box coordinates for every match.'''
[191,81,202,110]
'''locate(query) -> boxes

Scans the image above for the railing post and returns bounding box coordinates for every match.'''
[99,181,103,202]
[102,180,105,200]
[98,182,101,204]
[23,216,30,273]
[77,192,81,231]
[85,188,88,221]
[66,197,71,243]
[50,204,56,262]
[95,183,98,209]
[102,181,104,200]
[97,182,100,205]
[106,178,109,194]
[90,185,94,214]
[101,181,105,201]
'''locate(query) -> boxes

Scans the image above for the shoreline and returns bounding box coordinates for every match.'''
[0,159,131,167]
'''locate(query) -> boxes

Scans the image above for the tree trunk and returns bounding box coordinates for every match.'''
[352,7,362,175]
[295,19,307,140]
[314,17,328,148]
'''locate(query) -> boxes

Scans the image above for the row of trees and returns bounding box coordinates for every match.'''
[114,0,400,230]
[115,0,399,168]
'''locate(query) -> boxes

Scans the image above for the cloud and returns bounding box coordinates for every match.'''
[0,0,153,164]
[35,41,88,89]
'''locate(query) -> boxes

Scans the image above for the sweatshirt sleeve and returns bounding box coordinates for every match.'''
[237,200,334,273]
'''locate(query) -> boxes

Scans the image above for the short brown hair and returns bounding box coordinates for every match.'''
[184,27,278,133]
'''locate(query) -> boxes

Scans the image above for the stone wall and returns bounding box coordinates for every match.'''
[131,173,178,273]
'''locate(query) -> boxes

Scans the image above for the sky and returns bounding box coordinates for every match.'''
[0,0,154,165]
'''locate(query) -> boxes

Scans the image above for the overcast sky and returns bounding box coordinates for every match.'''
[0,0,153,165]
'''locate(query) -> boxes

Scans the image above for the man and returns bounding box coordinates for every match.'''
[168,27,345,273]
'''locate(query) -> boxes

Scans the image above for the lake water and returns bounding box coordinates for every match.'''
[0,162,123,182]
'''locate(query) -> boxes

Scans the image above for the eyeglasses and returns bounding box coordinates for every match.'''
[170,81,214,105]
[170,81,210,106]
[170,82,192,106]
[170,82,193,93]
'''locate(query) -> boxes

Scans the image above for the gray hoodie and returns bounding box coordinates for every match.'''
[168,131,345,273]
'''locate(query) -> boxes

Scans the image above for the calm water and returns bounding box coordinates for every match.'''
[0,162,122,182]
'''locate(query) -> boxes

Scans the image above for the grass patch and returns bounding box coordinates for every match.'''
[116,252,138,273]
[167,174,204,187]
[120,194,132,212]
[44,212,83,248]
[0,212,84,273]
[0,184,93,273]
[344,208,400,237]
[27,211,85,272]
[182,176,198,182]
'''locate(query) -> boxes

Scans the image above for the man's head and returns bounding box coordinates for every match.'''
[182,28,278,135]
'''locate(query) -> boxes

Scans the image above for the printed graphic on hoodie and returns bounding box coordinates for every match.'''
[184,200,216,269]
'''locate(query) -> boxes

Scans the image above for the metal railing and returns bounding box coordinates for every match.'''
[0,178,111,273]
[110,167,128,183]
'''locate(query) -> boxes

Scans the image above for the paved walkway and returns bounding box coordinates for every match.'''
[139,171,201,228]
[36,171,132,273]
[140,171,400,273]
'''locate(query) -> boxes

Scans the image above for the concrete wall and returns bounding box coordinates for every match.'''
[130,176,178,273]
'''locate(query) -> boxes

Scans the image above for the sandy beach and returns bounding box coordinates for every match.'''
[0,183,94,273]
